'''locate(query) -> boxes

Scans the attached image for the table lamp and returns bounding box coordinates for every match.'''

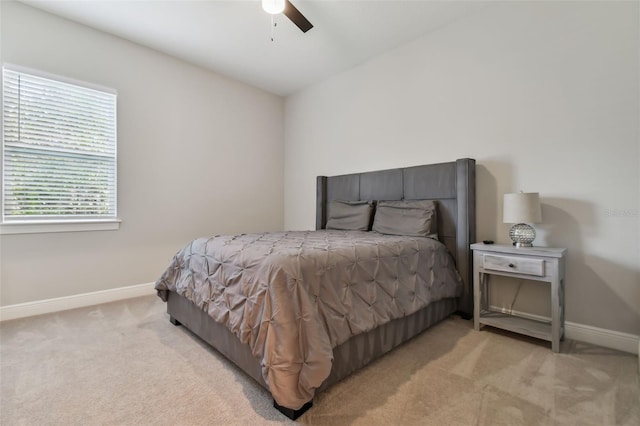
[503,192,542,247]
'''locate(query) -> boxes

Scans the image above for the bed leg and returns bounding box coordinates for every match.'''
[169,316,181,326]
[273,400,313,420]
[458,312,472,321]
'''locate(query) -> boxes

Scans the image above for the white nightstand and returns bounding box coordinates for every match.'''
[470,243,567,352]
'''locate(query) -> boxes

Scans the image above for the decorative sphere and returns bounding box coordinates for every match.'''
[509,223,536,247]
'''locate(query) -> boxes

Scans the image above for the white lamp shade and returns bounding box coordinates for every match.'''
[503,192,542,224]
[262,0,285,14]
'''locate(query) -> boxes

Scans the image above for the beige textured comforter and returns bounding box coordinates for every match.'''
[155,230,462,409]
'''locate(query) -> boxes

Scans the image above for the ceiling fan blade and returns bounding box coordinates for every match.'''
[284,0,313,33]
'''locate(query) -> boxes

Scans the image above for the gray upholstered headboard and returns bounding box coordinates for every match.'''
[315,158,476,317]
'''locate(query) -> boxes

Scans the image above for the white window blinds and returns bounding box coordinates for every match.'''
[2,66,117,222]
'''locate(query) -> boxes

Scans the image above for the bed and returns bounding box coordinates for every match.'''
[155,158,476,419]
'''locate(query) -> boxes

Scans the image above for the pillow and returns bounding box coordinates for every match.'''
[325,200,374,231]
[372,200,438,239]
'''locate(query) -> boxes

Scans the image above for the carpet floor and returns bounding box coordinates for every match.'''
[1,295,638,425]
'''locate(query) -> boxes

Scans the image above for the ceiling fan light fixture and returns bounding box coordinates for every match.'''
[262,0,285,15]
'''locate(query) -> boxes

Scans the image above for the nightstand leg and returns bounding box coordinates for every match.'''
[473,261,481,331]
[551,276,560,353]
[560,278,565,341]
[474,273,480,331]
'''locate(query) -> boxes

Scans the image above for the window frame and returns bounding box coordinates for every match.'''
[0,64,120,235]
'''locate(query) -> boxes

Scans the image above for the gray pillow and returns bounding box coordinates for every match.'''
[372,200,438,239]
[325,200,374,231]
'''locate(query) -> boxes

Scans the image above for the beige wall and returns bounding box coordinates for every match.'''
[0,2,285,305]
[284,2,640,335]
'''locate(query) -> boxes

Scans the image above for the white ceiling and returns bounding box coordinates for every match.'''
[20,0,492,96]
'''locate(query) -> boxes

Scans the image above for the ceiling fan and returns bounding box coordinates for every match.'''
[262,0,313,33]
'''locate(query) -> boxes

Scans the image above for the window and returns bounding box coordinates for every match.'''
[1,65,118,234]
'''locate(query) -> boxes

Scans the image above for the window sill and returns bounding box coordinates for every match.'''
[0,219,121,235]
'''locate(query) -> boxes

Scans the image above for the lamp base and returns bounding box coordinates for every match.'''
[509,223,536,247]
[513,241,533,248]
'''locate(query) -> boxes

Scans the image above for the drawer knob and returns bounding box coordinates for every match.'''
[508,263,515,268]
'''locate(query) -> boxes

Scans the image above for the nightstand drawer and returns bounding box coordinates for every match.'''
[482,254,545,276]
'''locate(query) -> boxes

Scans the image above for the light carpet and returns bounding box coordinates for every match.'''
[1,295,638,425]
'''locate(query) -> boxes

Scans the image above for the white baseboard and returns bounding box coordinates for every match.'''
[488,305,639,355]
[0,282,156,322]
[565,321,639,356]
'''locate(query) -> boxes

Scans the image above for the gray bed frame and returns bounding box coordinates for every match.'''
[165,158,476,419]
